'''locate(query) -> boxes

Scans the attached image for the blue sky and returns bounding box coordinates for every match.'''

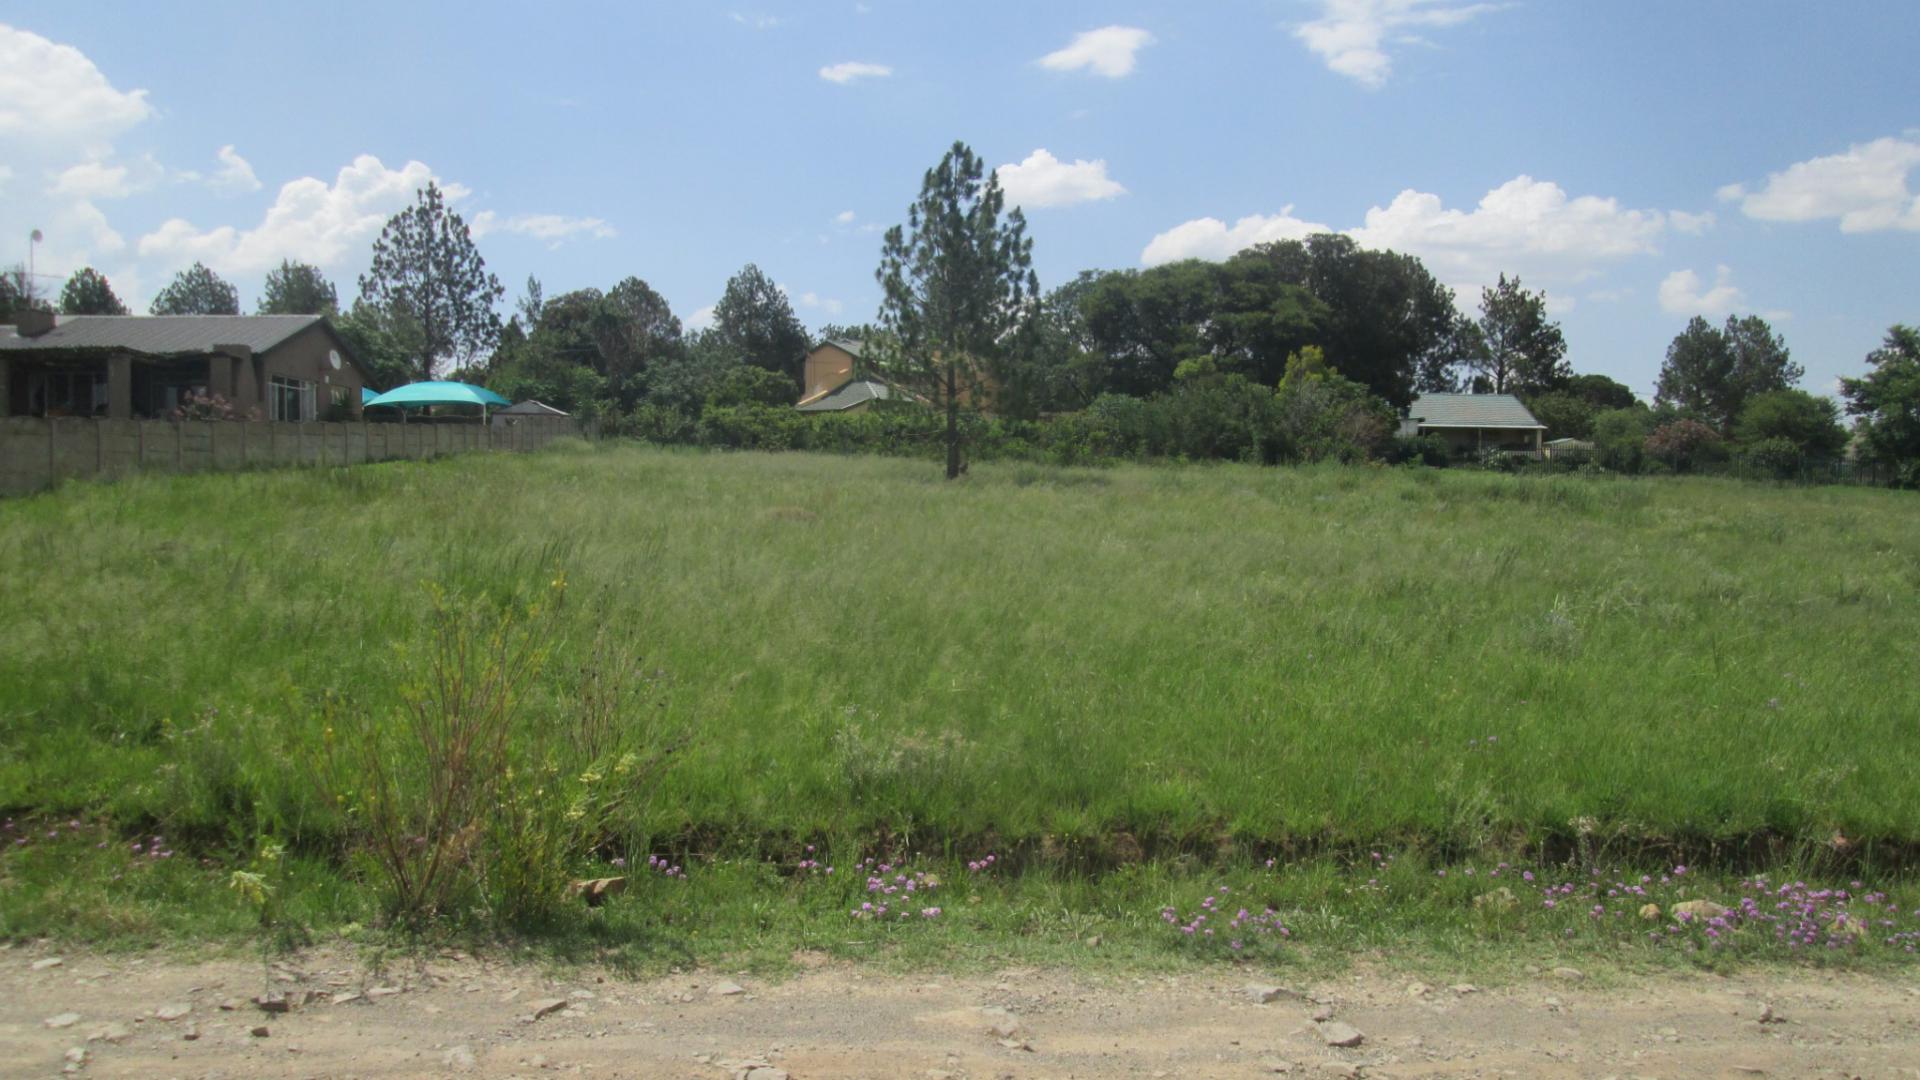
[2,1,1915,398]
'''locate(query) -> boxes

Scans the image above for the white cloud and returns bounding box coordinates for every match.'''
[1144,176,1669,303]
[793,290,844,315]
[49,160,134,200]
[688,305,717,331]
[729,12,785,29]
[1347,176,1664,284]
[209,144,261,194]
[1292,0,1499,89]
[471,211,616,243]
[0,24,153,154]
[1669,209,1715,235]
[1142,207,1331,264]
[1037,26,1155,78]
[819,61,892,84]
[994,149,1126,209]
[1718,135,1920,233]
[1657,265,1745,316]
[834,209,857,224]
[138,154,442,273]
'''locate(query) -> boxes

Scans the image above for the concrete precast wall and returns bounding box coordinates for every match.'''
[0,416,579,497]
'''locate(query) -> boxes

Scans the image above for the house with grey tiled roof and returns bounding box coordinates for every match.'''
[1399,392,1546,457]
[0,311,372,421]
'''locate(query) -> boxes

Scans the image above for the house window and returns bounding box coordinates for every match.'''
[270,375,314,421]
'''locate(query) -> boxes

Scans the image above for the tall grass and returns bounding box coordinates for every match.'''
[2,445,1917,867]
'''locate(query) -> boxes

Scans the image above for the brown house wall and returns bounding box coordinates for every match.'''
[255,323,367,419]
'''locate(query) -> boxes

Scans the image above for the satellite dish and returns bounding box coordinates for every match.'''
[328,349,342,370]
[30,229,43,243]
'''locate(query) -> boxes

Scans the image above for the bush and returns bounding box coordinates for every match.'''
[316,581,680,927]
[1741,436,1804,480]
[1645,418,1724,473]
[1386,433,1451,467]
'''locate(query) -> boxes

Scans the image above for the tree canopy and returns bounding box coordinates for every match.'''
[258,260,339,315]
[1841,324,1920,485]
[58,267,128,315]
[1655,314,1801,430]
[1468,274,1568,395]
[358,182,504,380]
[150,262,240,315]
[876,140,1038,478]
[709,263,810,394]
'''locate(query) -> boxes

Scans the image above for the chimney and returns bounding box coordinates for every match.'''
[15,309,55,338]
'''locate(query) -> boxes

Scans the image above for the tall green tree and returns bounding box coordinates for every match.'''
[710,263,810,392]
[58,267,128,315]
[1655,313,1800,430]
[1232,235,1466,405]
[150,262,240,315]
[257,260,339,315]
[358,182,504,379]
[876,140,1039,479]
[592,277,684,408]
[1468,274,1568,394]
[1841,324,1920,486]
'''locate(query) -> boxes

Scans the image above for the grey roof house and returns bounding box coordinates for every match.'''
[1,311,371,422]
[1399,392,1547,456]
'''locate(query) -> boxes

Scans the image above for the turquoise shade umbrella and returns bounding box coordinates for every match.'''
[364,381,511,409]
[361,386,380,405]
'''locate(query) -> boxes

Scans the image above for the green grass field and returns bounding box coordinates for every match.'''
[3,444,1918,966]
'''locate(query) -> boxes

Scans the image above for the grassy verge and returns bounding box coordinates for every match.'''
[2,444,1918,970]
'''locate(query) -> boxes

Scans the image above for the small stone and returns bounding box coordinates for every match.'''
[1318,1020,1365,1048]
[254,992,291,1014]
[1671,900,1730,921]
[709,981,746,997]
[1450,984,1478,995]
[45,1012,81,1029]
[444,1044,478,1070]
[218,998,242,1011]
[1544,996,1563,1009]
[527,997,569,1020]
[250,1025,271,1038]
[1311,1003,1335,1022]
[1639,903,1663,920]
[365,985,402,998]
[741,1070,789,1080]
[1245,984,1285,1004]
[1758,1003,1779,1024]
[64,1047,87,1065]
[1084,935,1102,948]
[1260,1059,1294,1073]
[1318,1064,1361,1080]
[87,1023,131,1044]
[331,992,363,1006]
[996,1038,1033,1052]
[1731,1068,1766,1076]
[1406,981,1431,997]
[1551,966,1585,981]
[183,1023,200,1041]
[155,1003,191,1021]
[31,957,65,971]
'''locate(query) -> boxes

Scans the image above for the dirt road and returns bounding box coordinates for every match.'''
[4,945,1918,1078]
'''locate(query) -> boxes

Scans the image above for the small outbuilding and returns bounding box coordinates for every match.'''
[490,399,570,429]
[1543,437,1595,460]
[1400,392,1546,457]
